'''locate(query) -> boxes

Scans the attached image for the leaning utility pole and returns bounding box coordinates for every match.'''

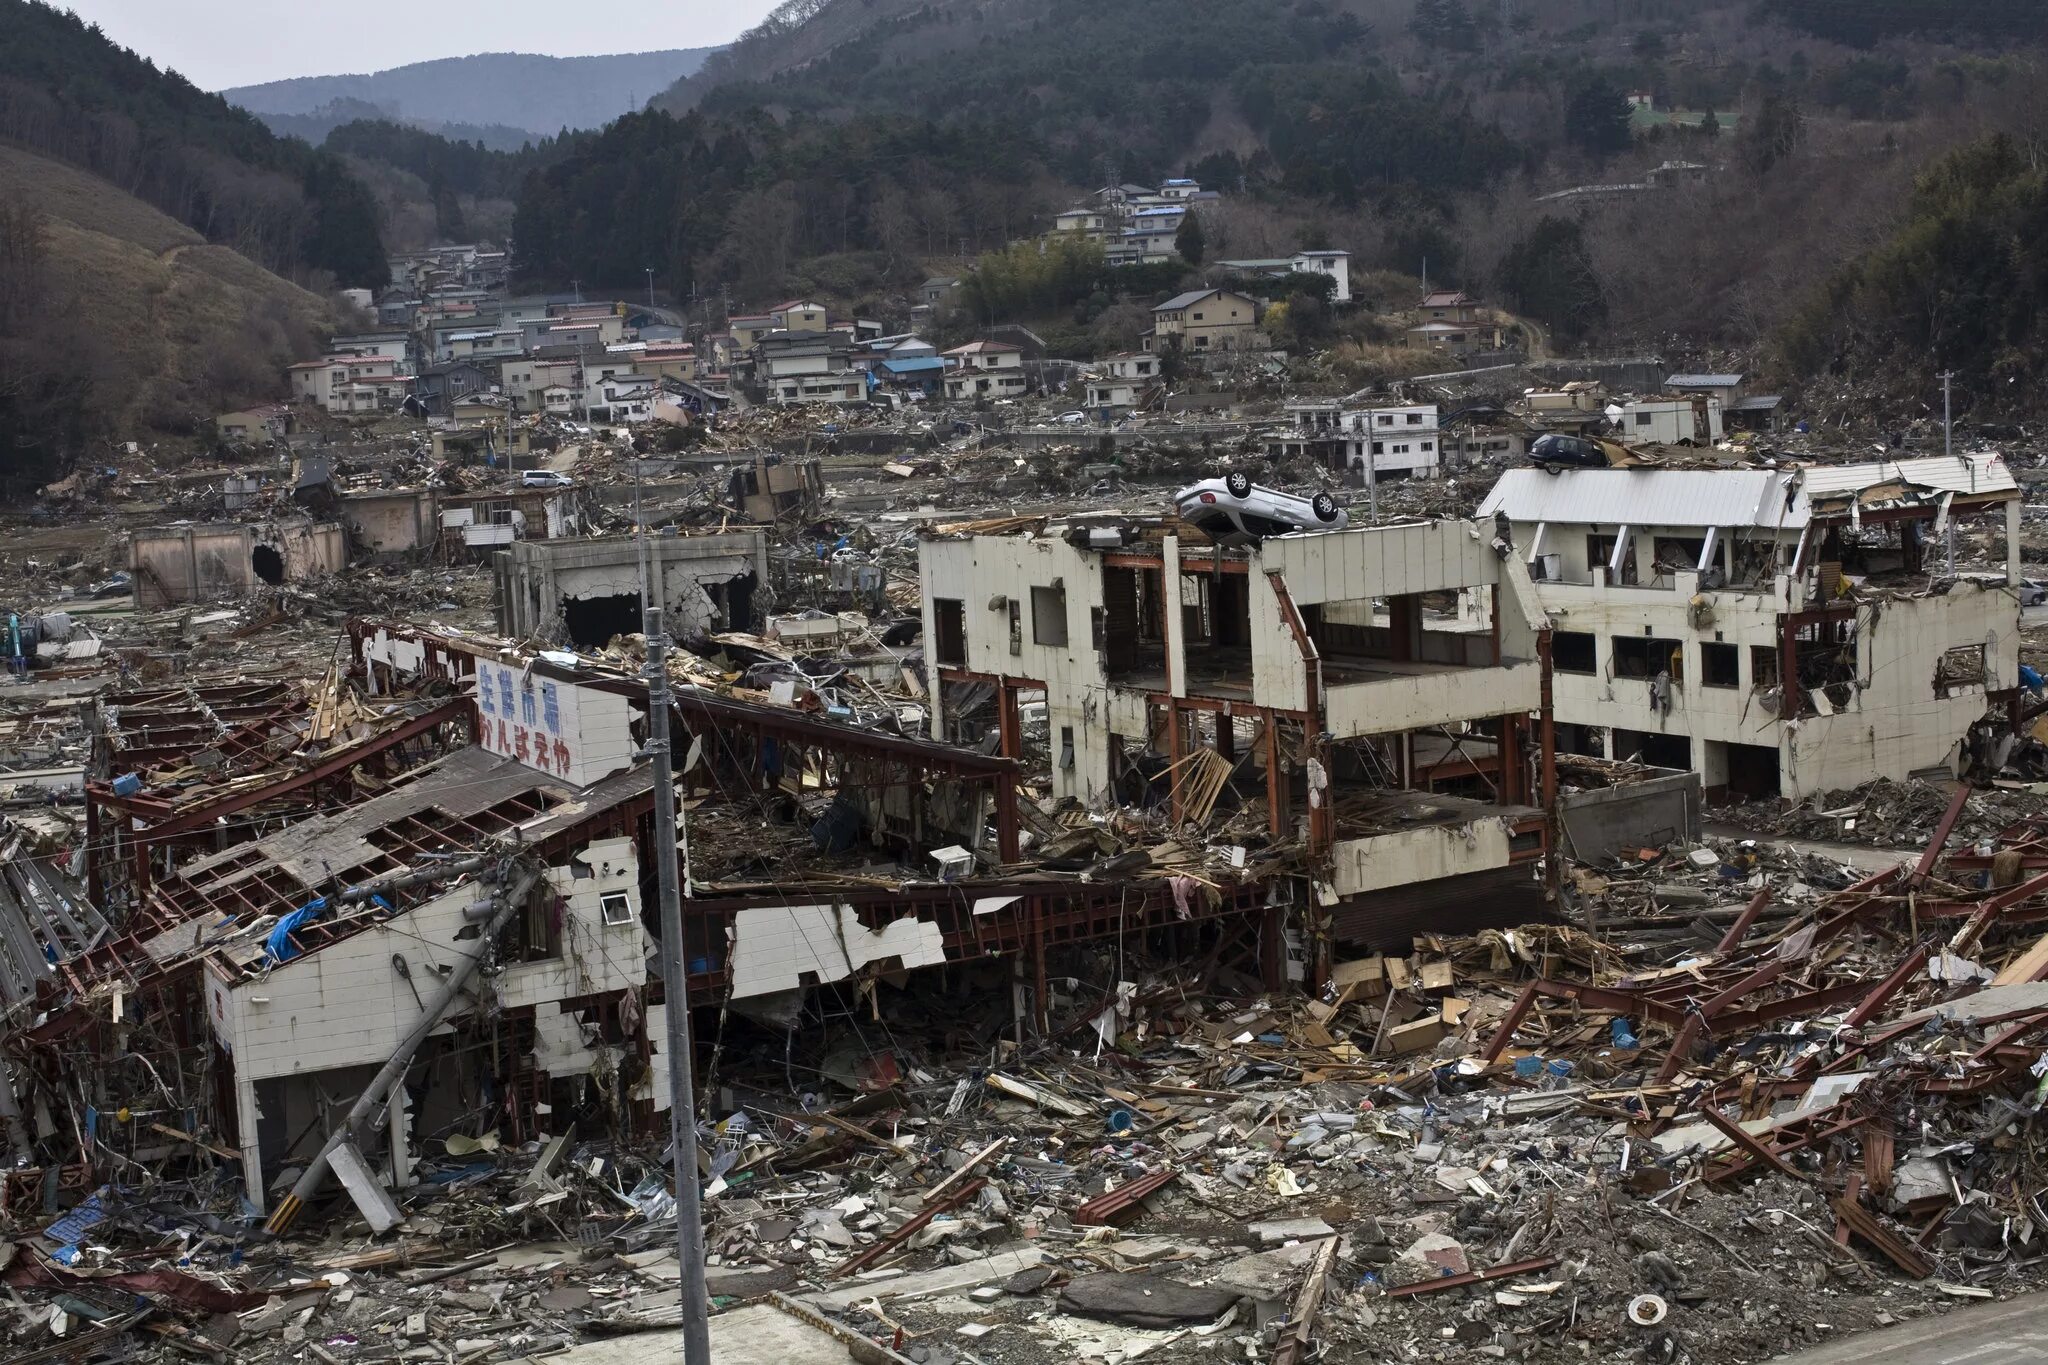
[643,601,712,1365]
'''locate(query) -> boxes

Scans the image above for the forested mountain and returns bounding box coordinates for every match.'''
[512,109,1052,300]
[0,0,386,287]
[0,144,337,487]
[1761,0,2046,45]
[224,50,723,141]
[256,99,543,154]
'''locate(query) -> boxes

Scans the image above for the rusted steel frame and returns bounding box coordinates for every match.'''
[1840,945,1932,1030]
[1385,1256,1561,1298]
[1074,1167,1180,1227]
[1704,1111,1868,1185]
[1911,784,1973,883]
[832,1178,987,1278]
[1698,1105,1811,1183]
[1480,982,1540,1063]
[1713,981,1867,1033]
[1700,960,1790,1017]
[1715,889,1773,956]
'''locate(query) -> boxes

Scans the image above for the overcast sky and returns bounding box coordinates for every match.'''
[57,0,782,90]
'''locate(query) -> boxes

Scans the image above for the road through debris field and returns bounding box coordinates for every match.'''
[9,393,2048,1365]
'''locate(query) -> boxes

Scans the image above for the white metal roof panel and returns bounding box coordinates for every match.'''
[1478,468,1800,531]
[1796,454,2015,499]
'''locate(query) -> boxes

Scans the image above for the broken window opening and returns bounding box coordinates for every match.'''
[599,891,634,926]
[562,593,643,651]
[1611,635,1682,682]
[1031,585,1069,647]
[1702,642,1740,688]
[1934,643,1988,698]
[1552,631,1596,675]
[933,598,966,667]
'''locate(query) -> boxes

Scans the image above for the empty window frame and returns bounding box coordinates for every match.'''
[599,891,634,926]
[1612,635,1683,680]
[1552,631,1597,674]
[1031,585,1069,646]
[1702,641,1740,688]
[933,599,966,666]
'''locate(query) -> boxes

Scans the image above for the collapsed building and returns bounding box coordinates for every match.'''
[492,530,769,648]
[128,520,347,606]
[919,514,1555,955]
[1480,455,2024,799]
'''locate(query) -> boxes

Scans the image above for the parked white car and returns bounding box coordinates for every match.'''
[1173,473,1347,537]
[520,470,574,489]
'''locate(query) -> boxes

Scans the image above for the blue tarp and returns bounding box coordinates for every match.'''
[265,897,328,965]
[880,356,945,375]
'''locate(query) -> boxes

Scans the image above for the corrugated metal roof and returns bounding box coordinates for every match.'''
[1478,468,1800,530]
[1798,454,2015,499]
[1479,455,2017,533]
[1666,373,1744,387]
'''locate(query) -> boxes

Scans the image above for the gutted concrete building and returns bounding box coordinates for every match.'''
[129,520,347,606]
[920,515,1556,944]
[1479,456,2024,799]
[492,530,768,647]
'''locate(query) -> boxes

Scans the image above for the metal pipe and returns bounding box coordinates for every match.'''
[263,858,536,1234]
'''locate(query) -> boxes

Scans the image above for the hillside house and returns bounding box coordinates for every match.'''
[328,332,412,369]
[942,341,1027,401]
[1270,401,1442,482]
[759,333,865,405]
[1616,396,1724,445]
[1147,289,1260,353]
[411,362,494,419]
[728,314,778,348]
[215,404,294,444]
[1054,207,1108,236]
[1086,353,1161,412]
[770,300,829,333]
[1407,320,1500,358]
[1214,250,1353,304]
[585,373,658,423]
[290,356,408,414]
[1419,290,1484,323]
[1479,457,2024,800]
[501,357,581,413]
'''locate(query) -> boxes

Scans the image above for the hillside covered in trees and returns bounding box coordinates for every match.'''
[224,49,723,143]
[0,0,386,288]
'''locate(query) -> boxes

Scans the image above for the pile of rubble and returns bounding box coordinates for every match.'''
[4,811,2047,1363]
[1726,776,2048,849]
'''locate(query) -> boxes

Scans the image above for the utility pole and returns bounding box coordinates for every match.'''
[643,598,712,1365]
[646,267,656,311]
[571,278,582,305]
[1941,369,1957,575]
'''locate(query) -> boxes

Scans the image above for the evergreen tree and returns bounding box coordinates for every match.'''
[1498,217,1606,342]
[1175,209,1206,265]
[1700,109,1721,139]
[1742,92,1805,174]
[1565,79,1634,158]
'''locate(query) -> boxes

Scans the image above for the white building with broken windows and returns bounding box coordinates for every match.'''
[919,515,1557,942]
[1478,455,2023,800]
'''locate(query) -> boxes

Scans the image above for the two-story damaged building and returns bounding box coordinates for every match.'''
[1479,456,2024,800]
[920,516,1556,946]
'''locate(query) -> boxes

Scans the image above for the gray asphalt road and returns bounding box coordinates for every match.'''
[1772,1295,2048,1363]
